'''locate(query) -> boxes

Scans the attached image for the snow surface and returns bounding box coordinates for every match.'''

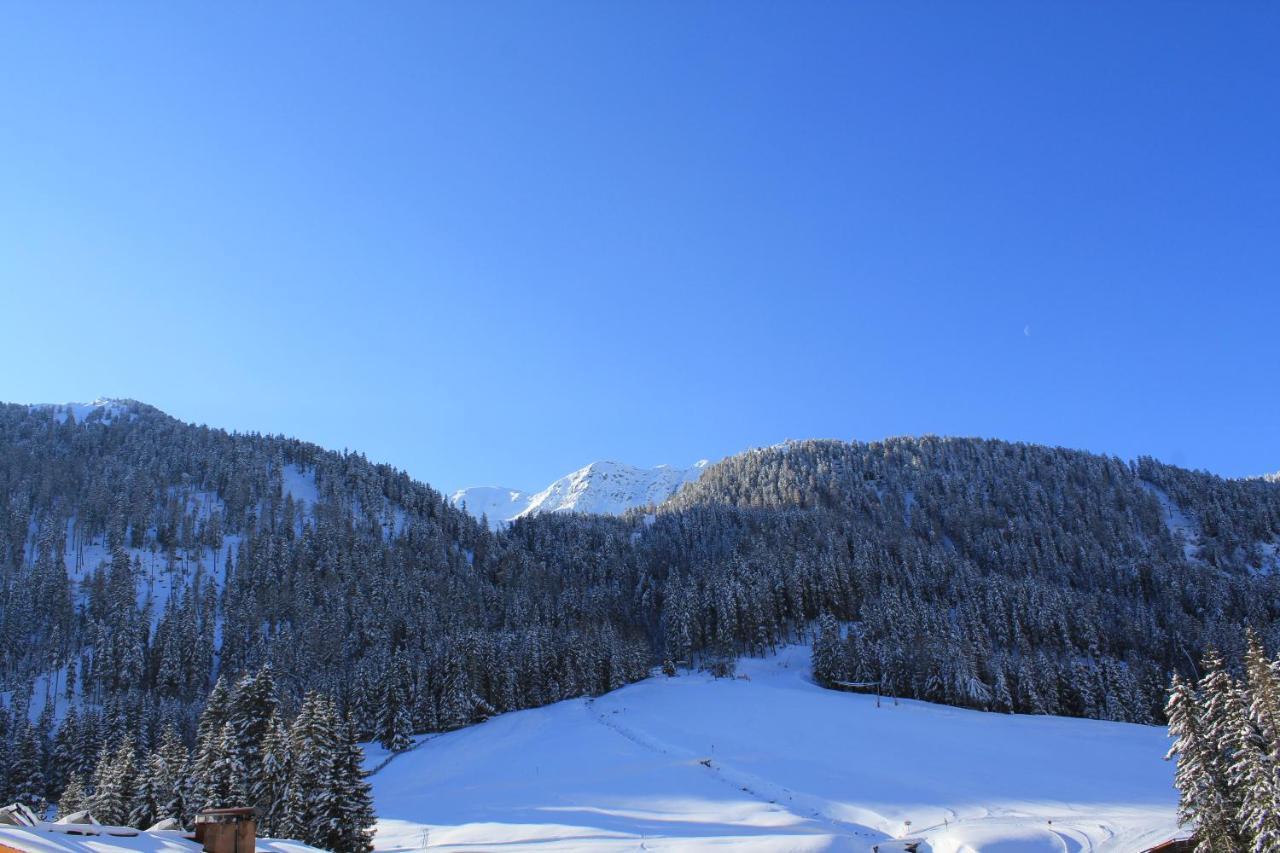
[369,646,1178,852]
[280,463,319,510]
[0,824,321,853]
[27,399,134,425]
[1139,481,1201,563]
[451,460,709,529]
[446,487,532,527]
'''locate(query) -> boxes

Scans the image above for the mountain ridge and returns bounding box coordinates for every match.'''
[451,458,710,528]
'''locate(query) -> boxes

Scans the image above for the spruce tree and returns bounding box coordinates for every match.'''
[56,772,88,819]
[330,719,376,853]
[89,742,136,826]
[9,723,47,813]
[281,692,339,848]
[1197,649,1248,850]
[811,614,843,688]
[189,676,233,812]
[377,656,414,752]
[255,710,293,837]
[230,665,279,801]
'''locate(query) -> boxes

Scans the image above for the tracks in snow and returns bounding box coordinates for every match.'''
[585,697,883,850]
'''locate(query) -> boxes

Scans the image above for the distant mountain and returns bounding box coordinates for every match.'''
[451,459,709,527]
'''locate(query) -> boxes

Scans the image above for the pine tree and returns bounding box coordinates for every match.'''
[1168,638,1280,853]
[206,722,248,808]
[1197,649,1248,851]
[189,676,233,812]
[281,692,339,847]
[57,772,89,818]
[329,719,376,853]
[1243,629,1280,745]
[255,710,292,837]
[811,614,843,688]
[154,725,193,827]
[129,726,190,829]
[1231,710,1279,853]
[1168,674,1210,837]
[89,742,136,826]
[230,665,279,801]
[9,723,47,813]
[377,656,414,752]
[1236,630,1280,852]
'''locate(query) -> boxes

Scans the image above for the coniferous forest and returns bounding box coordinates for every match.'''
[1166,629,1280,852]
[1,401,1278,848]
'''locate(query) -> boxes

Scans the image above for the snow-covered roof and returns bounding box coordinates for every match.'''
[0,822,321,853]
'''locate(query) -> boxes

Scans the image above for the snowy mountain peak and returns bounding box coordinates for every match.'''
[447,486,533,525]
[28,398,137,425]
[452,459,710,528]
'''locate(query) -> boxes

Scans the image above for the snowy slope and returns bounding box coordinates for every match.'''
[451,460,709,528]
[28,398,135,425]
[1139,481,1202,563]
[446,486,533,526]
[369,646,1179,852]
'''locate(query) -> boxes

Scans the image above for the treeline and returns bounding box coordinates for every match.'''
[1166,629,1280,851]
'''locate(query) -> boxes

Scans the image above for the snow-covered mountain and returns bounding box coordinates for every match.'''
[451,459,710,527]
[28,397,137,425]
[368,644,1179,852]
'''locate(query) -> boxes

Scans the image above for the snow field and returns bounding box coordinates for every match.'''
[368,646,1178,852]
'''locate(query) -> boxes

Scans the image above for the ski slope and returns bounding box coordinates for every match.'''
[369,646,1179,852]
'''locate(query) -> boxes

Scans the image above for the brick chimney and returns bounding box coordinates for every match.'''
[194,808,257,853]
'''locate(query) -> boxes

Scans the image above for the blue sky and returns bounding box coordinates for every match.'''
[1,2,1277,492]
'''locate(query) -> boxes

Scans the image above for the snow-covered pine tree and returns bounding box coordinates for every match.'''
[1167,674,1206,833]
[56,772,88,818]
[1236,631,1280,853]
[128,755,162,829]
[1197,649,1248,851]
[188,676,233,813]
[1242,629,1279,745]
[1231,709,1279,853]
[281,692,339,848]
[377,655,414,752]
[329,719,375,853]
[255,710,292,837]
[1168,638,1280,853]
[52,708,79,803]
[208,722,248,808]
[155,726,192,827]
[811,614,843,688]
[89,742,136,826]
[130,726,190,829]
[9,723,47,813]
[229,665,279,806]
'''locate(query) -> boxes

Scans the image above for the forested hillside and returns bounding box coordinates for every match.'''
[1,406,1278,841]
[653,439,1280,719]
[0,400,650,843]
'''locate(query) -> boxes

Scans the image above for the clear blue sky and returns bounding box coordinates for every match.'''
[2,2,1277,492]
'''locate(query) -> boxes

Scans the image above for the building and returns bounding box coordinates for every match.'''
[0,805,320,853]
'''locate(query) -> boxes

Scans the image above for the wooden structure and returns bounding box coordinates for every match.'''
[0,802,318,853]
[194,808,257,853]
